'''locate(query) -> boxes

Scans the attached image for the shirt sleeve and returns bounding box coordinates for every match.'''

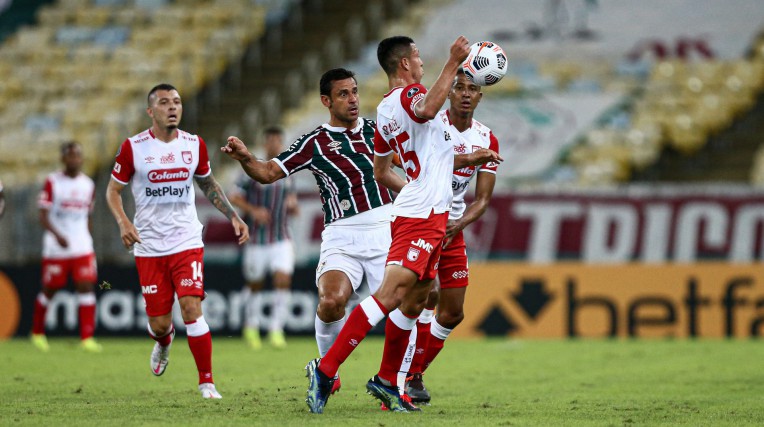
[399,83,428,124]
[195,137,212,177]
[273,134,315,176]
[479,131,500,174]
[373,127,393,156]
[111,139,135,184]
[38,177,53,209]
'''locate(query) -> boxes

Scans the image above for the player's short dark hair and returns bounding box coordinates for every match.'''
[377,36,415,75]
[147,83,178,107]
[60,140,81,156]
[319,68,356,97]
[264,126,284,137]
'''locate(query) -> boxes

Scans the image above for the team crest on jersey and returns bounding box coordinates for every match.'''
[407,248,420,262]
[160,153,175,164]
[113,163,121,173]
[406,87,420,98]
[340,199,351,211]
[182,151,193,164]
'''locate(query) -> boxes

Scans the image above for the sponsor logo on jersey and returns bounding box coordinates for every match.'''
[454,143,466,154]
[411,238,434,253]
[182,151,193,164]
[180,278,193,287]
[340,200,351,211]
[406,86,420,98]
[407,247,420,262]
[445,131,453,142]
[452,179,471,191]
[411,92,425,105]
[160,153,175,164]
[135,136,150,143]
[144,156,155,163]
[327,141,342,153]
[145,185,190,198]
[148,168,190,183]
[141,284,158,294]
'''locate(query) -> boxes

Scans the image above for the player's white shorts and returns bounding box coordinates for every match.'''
[316,222,391,295]
[242,239,295,282]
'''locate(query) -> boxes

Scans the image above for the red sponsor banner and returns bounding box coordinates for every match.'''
[463,187,764,263]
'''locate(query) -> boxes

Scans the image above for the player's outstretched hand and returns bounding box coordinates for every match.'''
[221,136,251,161]
[471,148,503,165]
[449,35,471,65]
[232,215,249,245]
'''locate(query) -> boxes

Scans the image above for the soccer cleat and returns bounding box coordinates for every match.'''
[31,334,50,352]
[380,393,422,412]
[243,326,262,350]
[330,374,341,395]
[80,337,103,353]
[405,373,431,404]
[150,329,174,376]
[366,375,413,413]
[268,330,287,349]
[305,358,334,414]
[199,382,222,399]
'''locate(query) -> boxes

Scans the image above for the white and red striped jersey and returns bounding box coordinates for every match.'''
[111,128,211,257]
[443,110,500,220]
[38,171,95,259]
[374,84,455,219]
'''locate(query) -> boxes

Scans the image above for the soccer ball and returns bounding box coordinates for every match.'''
[461,41,508,86]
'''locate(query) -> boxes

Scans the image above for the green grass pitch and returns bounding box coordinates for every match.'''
[1,337,762,426]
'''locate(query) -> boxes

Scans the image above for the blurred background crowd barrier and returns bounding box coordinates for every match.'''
[1,0,764,339]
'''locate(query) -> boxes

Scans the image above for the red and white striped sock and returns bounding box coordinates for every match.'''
[318,296,387,378]
[378,308,418,387]
[186,316,214,384]
[148,323,174,347]
[78,292,96,340]
[32,293,49,335]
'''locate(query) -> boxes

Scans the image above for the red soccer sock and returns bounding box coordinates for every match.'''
[319,296,387,378]
[32,293,49,335]
[186,316,214,384]
[378,309,418,385]
[423,318,452,372]
[408,318,432,375]
[78,293,97,340]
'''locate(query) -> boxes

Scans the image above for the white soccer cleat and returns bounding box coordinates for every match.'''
[150,329,174,376]
[199,382,222,399]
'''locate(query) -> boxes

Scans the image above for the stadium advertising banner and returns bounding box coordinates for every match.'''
[458,263,764,339]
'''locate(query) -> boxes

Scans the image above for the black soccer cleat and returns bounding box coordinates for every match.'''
[305,358,335,414]
[405,373,431,404]
[366,375,420,413]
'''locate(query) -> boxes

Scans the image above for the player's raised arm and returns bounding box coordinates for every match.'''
[453,148,503,170]
[413,36,471,120]
[221,136,286,184]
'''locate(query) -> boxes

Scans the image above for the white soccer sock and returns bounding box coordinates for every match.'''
[418,308,434,324]
[315,313,347,357]
[430,318,453,341]
[242,287,260,329]
[269,289,290,333]
[186,315,210,337]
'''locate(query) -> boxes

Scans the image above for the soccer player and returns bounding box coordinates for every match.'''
[31,141,101,353]
[105,83,248,399]
[229,126,298,350]
[405,68,500,404]
[222,68,407,394]
[302,36,502,414]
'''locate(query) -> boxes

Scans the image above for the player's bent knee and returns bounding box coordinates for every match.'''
[438,310,464,329]
[317,295,348,321]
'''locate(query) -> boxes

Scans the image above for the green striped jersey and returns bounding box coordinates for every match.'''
[273,118,393,224]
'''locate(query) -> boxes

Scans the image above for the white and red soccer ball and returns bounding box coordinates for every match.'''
[461,41,508,86]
